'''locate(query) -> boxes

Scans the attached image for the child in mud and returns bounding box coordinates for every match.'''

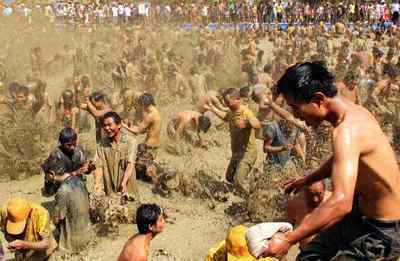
[117,204,165,261]
[166,110,211,147]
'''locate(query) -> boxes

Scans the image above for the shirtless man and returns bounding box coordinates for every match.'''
[262,61,400,260]
[286,181,331,248]
[167,110,211,146]
[196,89,228,114]
[123,93,161,183]
[118,204,165,261]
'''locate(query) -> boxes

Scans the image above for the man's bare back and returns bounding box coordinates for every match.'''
[143,105,161,147]
[196,91,227,114]
[118,234,148,261]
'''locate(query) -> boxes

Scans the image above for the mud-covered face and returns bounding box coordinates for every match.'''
[305,183,326,208]
[102,117,121,139]
[224,96,241,110]
[60,140,77,156]
[15,91,28,103]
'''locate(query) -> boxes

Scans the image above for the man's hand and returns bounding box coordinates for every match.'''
[8,240,30,251]
[261,233,292,258]
[283,175,307,194]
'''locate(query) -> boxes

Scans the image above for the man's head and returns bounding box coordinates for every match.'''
[198,115,211,133]
[59,127,77,156]
[344,71,357,89]
[136,204,165,235]
[90,92,106,109]
[6,197,32,236]
[304,181,326,208]
[137,93,155,108]
[102,111,122,139]
[15,85,30,104]
[223,88,241,111]
[383,63,399,80]
[263,64,272,74]
[62,90,74,107]
[276,61,337,128]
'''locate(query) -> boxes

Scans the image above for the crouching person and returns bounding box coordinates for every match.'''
[0,198,57,261]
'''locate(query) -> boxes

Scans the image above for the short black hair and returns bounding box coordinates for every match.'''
[103,111,121,125]
[90,92,105,103]
[137,93,155,107]
[223,88,240,100]
[263,64,272,73]
[383,63,399,79]
[59,127,77,144]
[198,115,211,133]
[344,71,357,85]
[136,204,162,234]
[239,86,251,98]
[276,61,337,103]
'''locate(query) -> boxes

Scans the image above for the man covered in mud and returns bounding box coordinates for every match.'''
[208,88,261,195]
[167,110,211,147]
[42,127,93,197]
[262,61,400,260]
[0,197,57,261]
[122,93,161,183]
[286,181,331,249]
[94,111,139,200]
[117,204,165,261]
[48,162,92,253]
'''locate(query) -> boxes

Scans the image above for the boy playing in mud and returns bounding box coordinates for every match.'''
[207,88,261,195]
[167,110,211,147]
[117,204,165,261]
[262,61,400,260]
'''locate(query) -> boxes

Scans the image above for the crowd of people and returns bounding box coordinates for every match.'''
[1,1,400,260]
[1,0,400,26]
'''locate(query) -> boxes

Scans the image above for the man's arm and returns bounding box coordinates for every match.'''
[85,98,111,118]
[210,96,229,111]
[267,101,309,132]
[207,104,228,120]
[264,137,292,153]
[123,116,151,134]
[121,162,135,193]
[285,127,359,245]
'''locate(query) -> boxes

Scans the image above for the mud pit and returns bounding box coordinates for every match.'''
[0,20,331,261]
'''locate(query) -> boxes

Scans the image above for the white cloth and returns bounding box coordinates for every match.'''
[246,222,293,258]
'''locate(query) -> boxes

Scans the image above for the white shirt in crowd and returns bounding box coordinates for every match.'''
[125,6,132,17]
[118,4,124,15]
[392,3,400,12]
[111,5,118,17]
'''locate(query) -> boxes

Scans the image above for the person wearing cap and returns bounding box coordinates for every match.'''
[0,197,56,261]
[205,225,274,261]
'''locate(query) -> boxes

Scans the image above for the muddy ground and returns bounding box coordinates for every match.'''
[0,21,308,260]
